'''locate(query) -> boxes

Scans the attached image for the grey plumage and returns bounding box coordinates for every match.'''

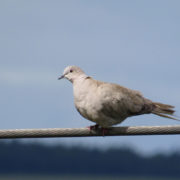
[59,65,177,127]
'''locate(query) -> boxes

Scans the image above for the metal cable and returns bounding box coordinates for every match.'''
[0,125,180,139]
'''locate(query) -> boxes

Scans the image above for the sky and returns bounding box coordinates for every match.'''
[0,0,180,155]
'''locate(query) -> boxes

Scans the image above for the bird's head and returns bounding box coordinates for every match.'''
[58,65,87,83]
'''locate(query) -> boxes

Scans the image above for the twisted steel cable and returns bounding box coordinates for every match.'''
[0,125,180,139]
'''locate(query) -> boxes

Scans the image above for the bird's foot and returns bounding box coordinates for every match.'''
[87,124,100,131]
[87,125,109,136]
[101,128,109,136]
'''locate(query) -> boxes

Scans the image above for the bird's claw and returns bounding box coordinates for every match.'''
[87,124,100,131]
[87,125,108,136]
[101,128,108,136]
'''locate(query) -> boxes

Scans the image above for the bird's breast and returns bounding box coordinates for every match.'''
[73,81,101,121]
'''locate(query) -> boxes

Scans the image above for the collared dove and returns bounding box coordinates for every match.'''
[58,65,177,128]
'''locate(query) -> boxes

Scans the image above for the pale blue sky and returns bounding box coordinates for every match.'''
[0,0,180,155]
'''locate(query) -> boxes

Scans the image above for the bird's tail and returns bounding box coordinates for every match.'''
[152,102,179,121]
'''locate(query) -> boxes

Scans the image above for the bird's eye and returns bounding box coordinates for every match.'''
[70,69,73,73]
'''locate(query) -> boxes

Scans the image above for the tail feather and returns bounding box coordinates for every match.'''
[152,102,179,121]
[153,102,174,109]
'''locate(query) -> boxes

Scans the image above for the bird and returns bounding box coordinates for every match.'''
[58,65,177,130]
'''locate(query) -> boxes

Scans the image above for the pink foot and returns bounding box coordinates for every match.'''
[87,124,99,131]
[87,125,109,136]
[101,128,108,136]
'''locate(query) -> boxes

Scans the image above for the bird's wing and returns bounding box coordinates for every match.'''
[97,82,152,118]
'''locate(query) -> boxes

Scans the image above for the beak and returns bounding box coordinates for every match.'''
[58,75,64,80]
